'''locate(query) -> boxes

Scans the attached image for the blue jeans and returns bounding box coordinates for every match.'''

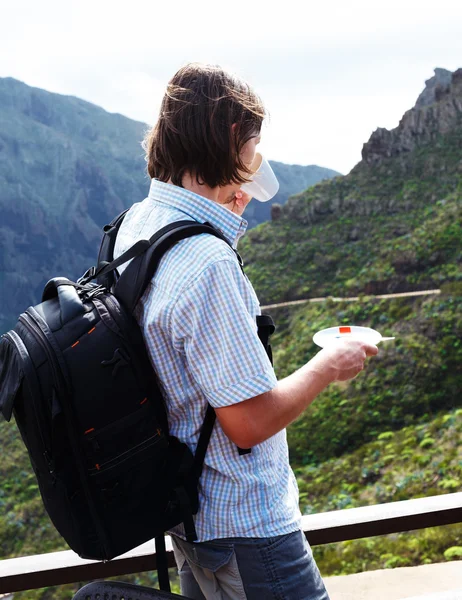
[171,530,330,600]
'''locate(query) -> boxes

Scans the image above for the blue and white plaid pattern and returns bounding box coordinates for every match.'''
[114,179,301,541]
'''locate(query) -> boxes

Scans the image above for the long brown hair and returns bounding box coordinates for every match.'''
[144,63,266,188]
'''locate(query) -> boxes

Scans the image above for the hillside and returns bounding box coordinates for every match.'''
[268,293,461,464]
[0,77,337,333]
[303,407,462,576]
[241,68,462,305]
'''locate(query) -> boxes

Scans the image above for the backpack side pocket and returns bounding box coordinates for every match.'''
[0,334,24,422]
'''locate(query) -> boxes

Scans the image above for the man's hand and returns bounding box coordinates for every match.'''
[216,187,252,216]
[231,190,253,216]
[309,339,379,382]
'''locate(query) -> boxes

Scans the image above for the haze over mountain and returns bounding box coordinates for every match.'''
[0,77,338,333]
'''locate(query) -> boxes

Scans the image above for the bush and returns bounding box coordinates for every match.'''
[443,546,462,561]
[420,438,435,449]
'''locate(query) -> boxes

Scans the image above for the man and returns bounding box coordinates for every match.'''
[114,63,378,600]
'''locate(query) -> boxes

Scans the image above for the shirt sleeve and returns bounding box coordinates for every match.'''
[170,258,277,408]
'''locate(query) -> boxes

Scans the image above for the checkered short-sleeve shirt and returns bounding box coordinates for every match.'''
[114,179,301,541]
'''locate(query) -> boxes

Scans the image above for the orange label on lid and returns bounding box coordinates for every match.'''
[339,326,351,334]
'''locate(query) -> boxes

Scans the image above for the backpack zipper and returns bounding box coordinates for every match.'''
[4,329,55,478]
[19,312,67,404]
[89,431,164,475]
[19,311,71,478]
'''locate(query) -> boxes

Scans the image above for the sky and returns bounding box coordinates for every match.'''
[1,0,461,175]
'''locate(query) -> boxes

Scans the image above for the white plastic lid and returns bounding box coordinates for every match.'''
[240,153,279,202]
[313,325,394,348]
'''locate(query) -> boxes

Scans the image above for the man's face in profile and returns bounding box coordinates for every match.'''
[217,132,261,213]
[241,133,261,170]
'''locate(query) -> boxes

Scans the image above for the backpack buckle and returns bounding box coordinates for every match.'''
[77,266,96,285]
[79,284,106,302]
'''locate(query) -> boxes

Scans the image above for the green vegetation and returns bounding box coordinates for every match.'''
[294,409,461,514]
[242,196,461,306]
[270,293,461,464]
[301,407,462,575]
[314,523,462,576]
[444,546,462,560]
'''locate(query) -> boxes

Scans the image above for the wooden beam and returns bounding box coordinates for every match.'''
[1,493,461,594]
[0,537,176,594]
[302,492,462,545]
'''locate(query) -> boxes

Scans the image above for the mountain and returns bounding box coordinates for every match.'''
[241,68,462,305]
[238,66,461,524]
[238,65,461,477]
[0,77,148,333]
[0,77,337,333]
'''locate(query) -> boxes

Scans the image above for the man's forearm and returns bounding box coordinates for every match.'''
[216,359,335,448]
[215,339,375,449]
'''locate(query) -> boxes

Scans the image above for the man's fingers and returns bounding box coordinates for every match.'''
[364,344,379,357]
[238,189,253,203]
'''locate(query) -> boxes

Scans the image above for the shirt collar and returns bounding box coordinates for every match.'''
[148,179,248,249]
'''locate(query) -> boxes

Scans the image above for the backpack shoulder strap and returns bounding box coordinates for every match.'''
[114,220,234,314]
[96,209,130,290]
[256,314,276,365]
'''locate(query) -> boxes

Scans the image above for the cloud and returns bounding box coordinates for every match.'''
[1,0,461,172]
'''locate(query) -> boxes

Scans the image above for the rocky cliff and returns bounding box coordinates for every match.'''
[276,68,462,229]
[361,68,462,166]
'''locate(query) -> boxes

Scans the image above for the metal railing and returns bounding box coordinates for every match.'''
[1,492,461,595]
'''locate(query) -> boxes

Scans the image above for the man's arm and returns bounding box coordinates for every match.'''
[170,255,378,447]
[215,339,378,448]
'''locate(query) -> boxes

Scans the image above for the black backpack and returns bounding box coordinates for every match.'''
[0,213,275,592]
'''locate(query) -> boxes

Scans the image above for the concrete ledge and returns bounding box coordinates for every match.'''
[324,561,462,600]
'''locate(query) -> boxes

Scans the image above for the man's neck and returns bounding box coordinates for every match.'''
[180,173,220,203]
[167,174,237,209]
